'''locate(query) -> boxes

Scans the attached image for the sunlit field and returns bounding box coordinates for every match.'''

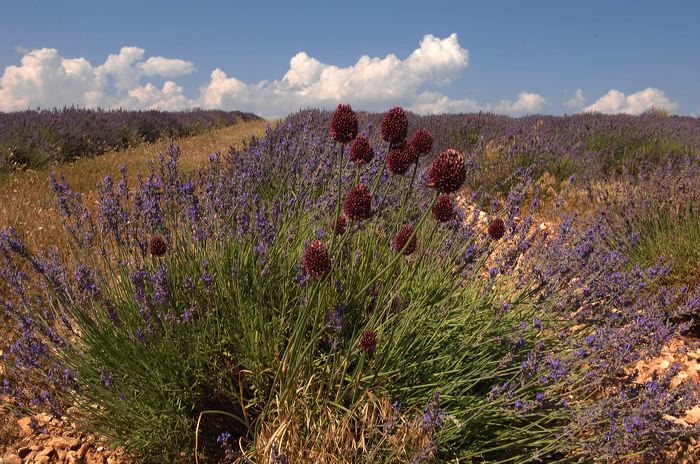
[1,105,698,463]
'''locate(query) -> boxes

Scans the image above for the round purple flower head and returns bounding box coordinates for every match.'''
[409,129,433,156]
[432,194,455,223]
[380,107,408,145]
[488,217,506,241]
[387,141,417,176]
[348,135,375,165]
[329,104,358,144]
[343,183,373,221]
[331,215,347,236]
[303,240,331,279]
[148,235,168,257]
[427,149,466,194]
[359,330,377,354]
[392,224,417,255]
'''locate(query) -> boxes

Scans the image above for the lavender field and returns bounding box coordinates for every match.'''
[0,108,260,171]
[0,104,699,463]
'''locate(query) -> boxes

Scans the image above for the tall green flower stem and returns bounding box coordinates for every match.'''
[329,143,344,252]
[327,194,439,404]
[357,193,438,311]
[395,159,420,233]
[371,176,395,228]
[370,142,391,196]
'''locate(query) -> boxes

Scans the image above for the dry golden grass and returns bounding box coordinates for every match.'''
[246,390,434,464]
[0,118,267,252]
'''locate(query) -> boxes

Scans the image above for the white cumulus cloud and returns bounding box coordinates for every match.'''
[0,46,195,111]
[198,33,474,116]
[564,88,585,109]
[583,87,678,115]
[0,48,102,110]
[140,57,195,78]
[0,35,551,117]
[116,81,192,111]
[410,90,545,116]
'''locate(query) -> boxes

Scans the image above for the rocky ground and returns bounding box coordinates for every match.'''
[1,412,126,464]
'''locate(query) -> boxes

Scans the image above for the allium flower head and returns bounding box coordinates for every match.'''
[432,194,455,223]
[387,141,417,175]
[148,235,168,257]
[359,330,377,353]
[380,107,408,145]
[409,129,433,156]
[331,215,347,236]
[427,149,466,194]
[488,217,506,241]
[392,224,417,255]
[328,104,358,144]
[303,240,331,279]
[348,135,375,165]
[343,183,373,221]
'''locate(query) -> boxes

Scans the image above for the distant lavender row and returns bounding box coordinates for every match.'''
[0,107,261,171]
[288,109,700,188]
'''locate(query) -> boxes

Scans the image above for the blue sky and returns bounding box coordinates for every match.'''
[1,0,698,117]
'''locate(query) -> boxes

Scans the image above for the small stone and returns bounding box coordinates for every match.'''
[1,454,22,464]
[36,412,53,424]
[35,446,57,459]
[96,446,104,452]
[16,416,33,436]
[86,449,107,464]
[78,442,92,459]
[17,446,31,458]
[48,436,81,450]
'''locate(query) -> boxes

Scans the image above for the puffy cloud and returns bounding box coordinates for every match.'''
[140,57,195,78]
[98,46,145,91]
[491,92,546,115]
[13,36,683,118]
[194,33,539,117]
[0,48,103,110]
[198,33,471,116]
[117,81,193,111]
[410,90,545,116]
[583,87,678,115]
[564,88,585,109]
[0,46,195,111]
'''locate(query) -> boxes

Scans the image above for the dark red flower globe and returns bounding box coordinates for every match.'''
[427,149,466,194]
[349,135,375,165]
[380,107,408,145]
[432,194,455,223]
[329,104,358,144]
[387,141,417,175]
[148,235,168,257]
[392,224,417,255]
[303,240,331,278]
[331,215,347,236]
[409,129,433,156]
[343,183,373,221]
[359,330,377,353]
[488,217,506,241]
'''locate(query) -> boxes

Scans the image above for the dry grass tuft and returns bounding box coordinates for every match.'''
[0,119,267,253]
[247,388,436,464]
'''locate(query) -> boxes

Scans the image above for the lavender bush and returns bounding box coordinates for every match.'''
[1,107,698,463]
[0,107,259,171]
